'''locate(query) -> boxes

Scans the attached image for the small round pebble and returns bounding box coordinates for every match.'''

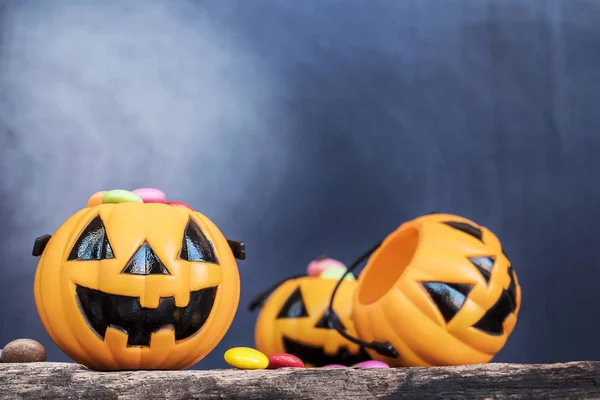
[86,191,107,207]
[102,190,143,204]
[352,360,390,368]
[319,267,356,281]
[224,347,269,370]
[322,364,347,368]
[166,201,193,210]
[307,257,346,277]
[132,188,166,203]
[267,353,304,369]
[1,339,46,363]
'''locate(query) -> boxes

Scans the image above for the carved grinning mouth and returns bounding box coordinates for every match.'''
[472,266,519,335]
[76,285,218,346]
[282,336,371,367]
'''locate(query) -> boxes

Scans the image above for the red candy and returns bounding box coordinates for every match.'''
[267,353,305,369]
[166,201,193,210]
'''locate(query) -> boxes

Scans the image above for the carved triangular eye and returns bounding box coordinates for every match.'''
[276,287,308,319]
[442,221,484,242]
[469,256,495,283]
[422,282,473,323]
[178,218,218,264]
[67,215,114,261]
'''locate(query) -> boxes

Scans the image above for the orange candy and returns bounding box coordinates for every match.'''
[86,191,107,207]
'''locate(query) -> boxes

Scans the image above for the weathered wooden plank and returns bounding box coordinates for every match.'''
[0,362,599,399]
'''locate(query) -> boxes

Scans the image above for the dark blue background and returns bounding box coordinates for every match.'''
[1,0,599,369]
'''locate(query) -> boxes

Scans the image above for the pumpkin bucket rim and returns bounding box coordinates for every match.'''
[356,225,420,305]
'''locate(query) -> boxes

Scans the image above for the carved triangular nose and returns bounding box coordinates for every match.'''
[122,242,170,275]
[314,309,345,330]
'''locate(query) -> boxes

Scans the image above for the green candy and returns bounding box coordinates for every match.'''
[319,267,356,281]
[102,189,143,204]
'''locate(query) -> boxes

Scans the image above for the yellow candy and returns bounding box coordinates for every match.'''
[86,191,107,207]
[224,347,269,370]
[319,267,356,281]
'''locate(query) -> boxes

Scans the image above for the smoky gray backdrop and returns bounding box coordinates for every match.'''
[0,0,599,369]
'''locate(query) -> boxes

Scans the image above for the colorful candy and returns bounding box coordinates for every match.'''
[102,190,143,204]
[86,188,194,210]
[307,257,346,277]
[319,267,356,281]
[132,188,166,203]
[322,364,347,368]
[166,201,193,210]
[224,347,269,370]
[352,360,390,368]
[267,353,304,369]
[86,191,107,207]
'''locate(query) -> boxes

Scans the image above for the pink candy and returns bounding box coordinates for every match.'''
[307,257,346,277]
[132,188,166,203]
[130,188,194,210]
[352,360,390,368]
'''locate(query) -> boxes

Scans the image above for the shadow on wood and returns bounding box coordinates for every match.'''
[0,361,599,399]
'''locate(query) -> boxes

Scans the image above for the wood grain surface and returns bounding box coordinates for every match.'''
[1,361,600,399]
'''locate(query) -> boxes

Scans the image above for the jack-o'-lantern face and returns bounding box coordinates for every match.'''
[253,276,370,367]
[33,198,244,371]
[352,214,521,366]
[352,213,521,367]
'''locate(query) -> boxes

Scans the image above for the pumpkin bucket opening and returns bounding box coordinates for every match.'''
[357,227,419,305]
